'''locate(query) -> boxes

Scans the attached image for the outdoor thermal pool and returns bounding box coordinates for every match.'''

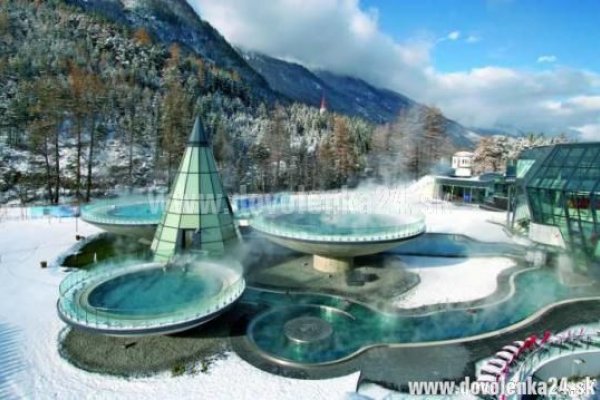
[58,258,245,336]
[244,267,599,365]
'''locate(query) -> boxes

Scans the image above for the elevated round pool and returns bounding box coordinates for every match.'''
[58,258,245,336]
[80,196,164,240]
[251,207,425,273]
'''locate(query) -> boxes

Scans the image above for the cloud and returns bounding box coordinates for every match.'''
[466,35,481,44]
[436,30,461,44]
[573,123,600,141]
[189,0,600,138]
[447,30,461,41]
[537,55,557,64]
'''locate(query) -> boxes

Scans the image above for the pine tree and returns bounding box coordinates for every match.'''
[332,115,356,185]
[262,105,289,189]
[27,77,66,204]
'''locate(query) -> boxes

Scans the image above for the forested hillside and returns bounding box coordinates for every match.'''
[0,0,453,205]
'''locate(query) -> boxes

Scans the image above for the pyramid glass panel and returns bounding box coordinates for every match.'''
[151,116,239,262]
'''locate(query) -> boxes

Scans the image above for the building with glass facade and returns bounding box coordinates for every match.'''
[151,116,239,262]
[513,143,600,268]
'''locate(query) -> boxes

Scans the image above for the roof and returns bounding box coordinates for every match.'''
[454,151,474,157]
[435,174,502,188]
[188,115,210,146]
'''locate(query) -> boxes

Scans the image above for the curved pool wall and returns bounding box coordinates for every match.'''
[251,204,426,273]
[58,258,245,336]
[80,193,289,238]
[244,267,599,365]
[388,232,525,258]
[532,350,600,382]
[80,195,165,240]
[251,208,425,244]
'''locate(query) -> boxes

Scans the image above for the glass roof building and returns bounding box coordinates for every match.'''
[515,143,600,268]
[151,116,239,262]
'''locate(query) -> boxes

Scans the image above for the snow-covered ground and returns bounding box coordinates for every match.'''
[423,204,512,244]
[394,256,516,308]
[0,194,522,399]
[0,216,359,400]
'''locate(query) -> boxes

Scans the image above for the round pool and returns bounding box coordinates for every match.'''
[80,197,165,239]
[252,210,424,242]
[251,207,425,273]
[58,259,245,336]
[105,203,164,221]
[85,267,223,316]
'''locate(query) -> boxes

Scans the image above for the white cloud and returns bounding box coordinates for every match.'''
[447,30,461,41]
[466,35,481,44]
[537,55,557,64]
[189,0,600,138]
[573,123,600,141]
[436,31,461,44]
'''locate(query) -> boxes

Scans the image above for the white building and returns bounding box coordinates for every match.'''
[319,95,327,115]
[452,151,474,177]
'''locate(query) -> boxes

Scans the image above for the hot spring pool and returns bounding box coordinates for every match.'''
[105,203,164,221]
[58,260,245,335]
[245,268,598,364]
[254,211,424,240]
[86,268,222,316]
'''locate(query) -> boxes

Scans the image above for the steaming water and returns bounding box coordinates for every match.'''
[260,212,419,236]
[87,267,222,315]
[246,268,595,364]
[106,204,163,221]
[388,233,523,258]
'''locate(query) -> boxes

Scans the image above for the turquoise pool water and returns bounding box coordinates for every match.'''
[260,212,416,236]
[246,269,597,364]
[81,198,165,226]
[87,267,222,316]
[389,233,523,258]
[59,259,246,334]
[106,204,164,221]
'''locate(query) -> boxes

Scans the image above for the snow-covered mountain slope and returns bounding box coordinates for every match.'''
[64,0,279,103]
[244,51,476,148]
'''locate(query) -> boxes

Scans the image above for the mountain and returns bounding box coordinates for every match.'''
[63,1,476,148]
[64,0,279,103]
[241,51,416,121]
[242,51,477,148]
[469,126,525,138]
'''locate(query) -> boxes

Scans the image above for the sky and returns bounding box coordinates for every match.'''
[188,0,600,140]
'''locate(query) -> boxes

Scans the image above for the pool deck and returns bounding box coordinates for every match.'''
[56,230,600,394]
[231,298,600,391]
[246,253,420,310]
[232,238,600,390]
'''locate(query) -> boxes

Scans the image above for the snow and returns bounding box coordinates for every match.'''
[353,175,516,244]
[394,256,516,308]
[0,183,525,399]
[0,217,359,400]
[423,204,513,243]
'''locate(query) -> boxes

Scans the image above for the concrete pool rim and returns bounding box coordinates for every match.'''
[57,260,246,336]
[243,265,600,368]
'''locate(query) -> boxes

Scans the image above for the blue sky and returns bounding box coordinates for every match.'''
[191,0,600,139]
[363,0,600,73]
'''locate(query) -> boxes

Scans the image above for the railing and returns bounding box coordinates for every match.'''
[57,261,245,332]
[514,329,600,382]
[251,209,426,243]
[80,195,165,226]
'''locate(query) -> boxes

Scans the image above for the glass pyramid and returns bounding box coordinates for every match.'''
[152,116,239,262]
